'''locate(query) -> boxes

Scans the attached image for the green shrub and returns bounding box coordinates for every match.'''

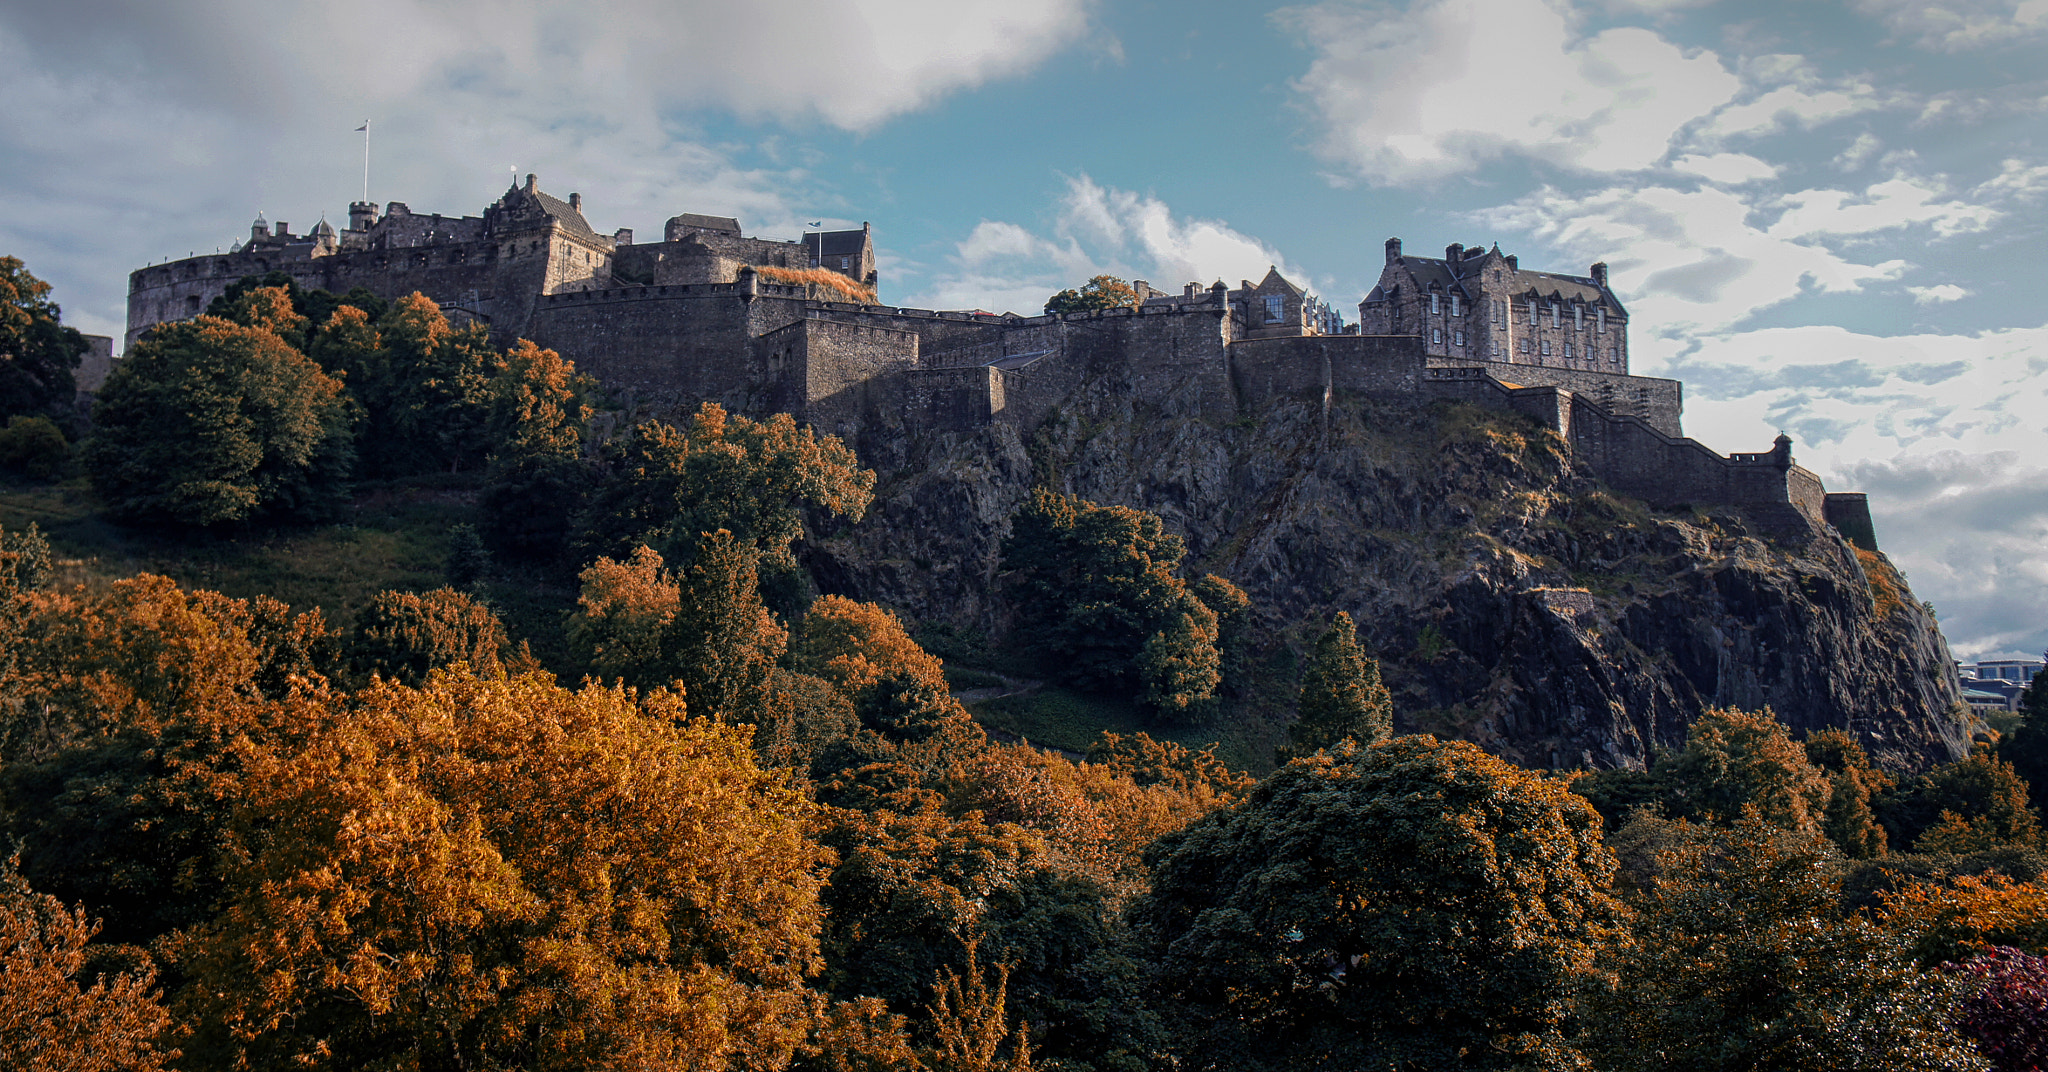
[0,415,67,480]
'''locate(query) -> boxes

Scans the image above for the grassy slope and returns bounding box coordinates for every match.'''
[0,473,582,669]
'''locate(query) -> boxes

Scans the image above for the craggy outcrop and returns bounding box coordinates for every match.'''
[809,384,1968,774]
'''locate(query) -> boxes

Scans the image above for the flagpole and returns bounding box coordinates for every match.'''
[357,121,370,204]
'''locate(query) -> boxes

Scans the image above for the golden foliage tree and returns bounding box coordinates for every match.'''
[0,857,175,1072]
[173,672,830,1072]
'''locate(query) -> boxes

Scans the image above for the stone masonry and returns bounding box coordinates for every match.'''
[123,181,1877,544]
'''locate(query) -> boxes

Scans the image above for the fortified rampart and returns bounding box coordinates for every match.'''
[122,178,1879,546]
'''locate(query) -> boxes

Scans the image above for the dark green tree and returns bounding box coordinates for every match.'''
[444,523,490,586]
[1587,816,1985,1071]
[478,339,597,563]
[1282,612,1392,758]
[1044,275,1141,316]
[1137,736,1626,1071]
[1188,573,1253,694]
[83,314,355,525]
[0,413,70,479]
[0,256,87,421]
[1001,490,1221,704]
[1997,657,2048,811]
[1881,751,2042,854]
[1137,608,1222,719]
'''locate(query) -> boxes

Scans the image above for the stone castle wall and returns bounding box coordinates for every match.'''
[122,195,1872,543]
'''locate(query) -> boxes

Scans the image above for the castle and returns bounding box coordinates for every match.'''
[124,176,1877,548]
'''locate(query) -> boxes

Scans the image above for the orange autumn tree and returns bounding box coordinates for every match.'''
[172,672,830,1072]
[0,857,174,1072]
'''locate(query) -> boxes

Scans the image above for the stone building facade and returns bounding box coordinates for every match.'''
[1359,238,1628,373]
[123,175,875,351]
[123,180,1874,545]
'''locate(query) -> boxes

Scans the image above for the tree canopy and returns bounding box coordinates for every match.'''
[0,256,87,422]
[1137,736,1626,1071]
[83,313,355,525]
[1044,276,1141,317]
[1282,611,1392,758]
[1000,490,1228,714]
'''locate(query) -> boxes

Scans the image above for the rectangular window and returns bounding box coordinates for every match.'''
[1432,327,1442,345]
[1527,299,1538,323]
[1540,339,1551,356]
[1563,342,1573,359]
[1598,308,1607,333]
[1450,295,1461,316]
[1264,294,1284,323]
[1550,302,1560,328]
[1519,338,1530,354]
[1491,341,1500,357]
[1454,330,1465,346]
[1430,293,1441,315]
[1574,305,1584,330]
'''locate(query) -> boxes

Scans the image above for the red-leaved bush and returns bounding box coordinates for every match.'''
[1955,946,2048,1071]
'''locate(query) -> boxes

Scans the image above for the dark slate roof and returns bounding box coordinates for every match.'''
[992,349,1053,371]
[1397,254,1619,311]
[529,189,599,238]
[1257,267,1304,295]
[671,213,742,235]
[811,228,870,257]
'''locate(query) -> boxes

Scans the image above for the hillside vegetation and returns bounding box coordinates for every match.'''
[6,265,2048,1070]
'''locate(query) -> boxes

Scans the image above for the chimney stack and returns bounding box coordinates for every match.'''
[569,192,582,211]
[1385,237,1402,266]
[1591,261,1609,288]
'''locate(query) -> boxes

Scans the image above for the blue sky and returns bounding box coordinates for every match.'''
[3,0,2045,660]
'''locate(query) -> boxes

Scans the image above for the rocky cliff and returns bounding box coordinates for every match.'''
[807,379,1968,773]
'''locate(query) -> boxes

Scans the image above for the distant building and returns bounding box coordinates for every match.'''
[1961,658,2044,685]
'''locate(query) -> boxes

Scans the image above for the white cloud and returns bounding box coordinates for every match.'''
[1649,323,2048,658]
[1698,81,1885,142]
[1670,152,1778,184]
[1851,0,2048,51]
[1910,284,1970,303]
[902,176,1306,315]
[1834,132,1884,172]
[1976,157,2048,201]
[0,1,1093,338]
[1276,0,1740,185]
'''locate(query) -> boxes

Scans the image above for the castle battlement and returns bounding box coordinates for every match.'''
[122,179,1874,548]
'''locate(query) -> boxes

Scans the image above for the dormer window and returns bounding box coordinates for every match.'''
[1574,305,1583,330]
[1550,302,1560,328]
[1450,295,1461,316]
[1526,299,1538,323]
[1598,308,1607,334]
[1429,293,1441,315]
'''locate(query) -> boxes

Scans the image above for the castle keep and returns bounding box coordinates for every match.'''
[124,177,1877,546]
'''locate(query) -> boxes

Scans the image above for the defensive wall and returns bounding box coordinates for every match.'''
[121,185,1875,547]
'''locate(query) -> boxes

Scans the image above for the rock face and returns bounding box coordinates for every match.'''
[808,382,1968,773]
